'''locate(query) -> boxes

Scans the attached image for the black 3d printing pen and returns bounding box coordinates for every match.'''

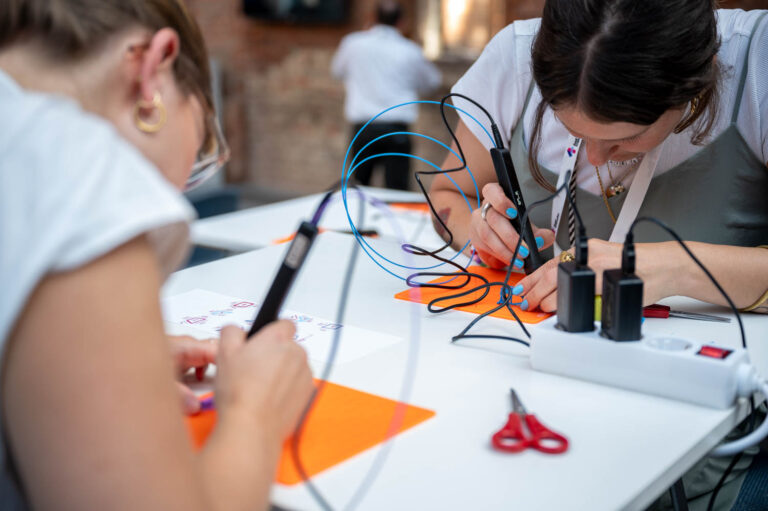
[489,134,546,274]
[247,220,319,337]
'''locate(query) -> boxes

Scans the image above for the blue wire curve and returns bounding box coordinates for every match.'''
[340,100,494,280]
[343,132,475,272]
[343,152,471,278]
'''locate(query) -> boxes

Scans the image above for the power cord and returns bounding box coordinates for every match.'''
[624,217,759,511]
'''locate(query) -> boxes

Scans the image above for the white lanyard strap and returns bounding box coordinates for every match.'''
[550,137,663,250]
[608,144,662,243]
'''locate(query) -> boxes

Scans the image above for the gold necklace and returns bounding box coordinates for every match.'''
[594,165,617,224]
[604,159,641,197]
[605,162,626,197]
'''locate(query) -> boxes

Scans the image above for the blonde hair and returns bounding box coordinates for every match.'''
[0,0,213,114]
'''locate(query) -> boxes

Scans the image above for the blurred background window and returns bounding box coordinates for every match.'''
[243,0,349,23]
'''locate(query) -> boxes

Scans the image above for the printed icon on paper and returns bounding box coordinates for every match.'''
[318,322,342,331]
[231,301,256,308]
[567,146,577,157]
[183,316,208,325]
[290,314,313,323]
[294,333,313,343]
[210,309,234,316]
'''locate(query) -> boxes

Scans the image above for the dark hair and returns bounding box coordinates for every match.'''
[376,0,402,26]
[528,0,721,192]
[0,0,213,115]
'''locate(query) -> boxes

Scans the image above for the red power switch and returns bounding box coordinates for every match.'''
[697,346,732,359]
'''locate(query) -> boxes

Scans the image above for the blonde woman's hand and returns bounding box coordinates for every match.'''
[167,335,218,415]
[215,322,314,441]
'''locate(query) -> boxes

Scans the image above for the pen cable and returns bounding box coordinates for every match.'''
[292,186,423,511]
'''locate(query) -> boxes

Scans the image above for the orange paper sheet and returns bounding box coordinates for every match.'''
[272,228,328,245]
[388,202,430,214]
[272,228,379,245]
[187,382,435,485]
[394,265,553,324]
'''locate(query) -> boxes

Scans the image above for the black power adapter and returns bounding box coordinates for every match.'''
[556,235,595,332]
[600,235,643,341]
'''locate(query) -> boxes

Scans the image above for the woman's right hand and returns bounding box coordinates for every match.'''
[215,322,314,440]
[471,183,555,268]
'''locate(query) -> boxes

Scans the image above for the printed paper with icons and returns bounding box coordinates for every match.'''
[162,289,402,365]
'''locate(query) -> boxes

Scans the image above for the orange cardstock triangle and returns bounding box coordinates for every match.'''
[186,382,435,485]
[394,265,552,324]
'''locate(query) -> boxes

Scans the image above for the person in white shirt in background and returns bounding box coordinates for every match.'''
[331,0,441,190]
[0,1,313,509]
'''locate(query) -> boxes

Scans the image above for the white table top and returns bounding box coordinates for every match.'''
[191,186,448,253]
[164,232,767,511]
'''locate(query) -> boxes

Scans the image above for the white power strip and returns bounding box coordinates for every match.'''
[530,318,755,409]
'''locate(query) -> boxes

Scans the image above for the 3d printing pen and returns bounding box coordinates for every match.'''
[248,220,319,337]
[490,146,546,273]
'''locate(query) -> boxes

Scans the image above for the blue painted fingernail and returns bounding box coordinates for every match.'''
[506,207,518,219]
[513,258,524,269]
[518,245,530,258]
[521,299,529,311]
[535,236,544,249]
[512,284,524,295]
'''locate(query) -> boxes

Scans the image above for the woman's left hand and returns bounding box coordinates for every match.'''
[168,335,218,415]
[513,239,680,312]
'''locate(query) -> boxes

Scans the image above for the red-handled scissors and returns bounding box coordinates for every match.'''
[491,389,569,454]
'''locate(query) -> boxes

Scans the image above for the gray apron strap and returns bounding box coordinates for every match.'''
[513,79,538,142]
[731,11,768,124]
[522,78,537,114]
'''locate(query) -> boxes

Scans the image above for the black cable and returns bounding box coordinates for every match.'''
[402,94,488,261]
[408,171,583,347]
[627,217,746,349]
[402,92,512,264]
[364,93,533,346]
[626,217,755,511]
[448,175,577,344]
[706,452,743,511]
[454,335,530,347]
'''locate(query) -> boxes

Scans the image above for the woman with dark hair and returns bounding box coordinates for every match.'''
[430,1,768,315]
[0,1,313,509]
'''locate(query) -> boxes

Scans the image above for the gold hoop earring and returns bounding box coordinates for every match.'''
[133,92,167,133]
[673,93,703,134]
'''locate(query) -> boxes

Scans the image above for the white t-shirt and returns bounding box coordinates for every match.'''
[451,9,768,198]
[0,69,195,509]
[331,24,442,124]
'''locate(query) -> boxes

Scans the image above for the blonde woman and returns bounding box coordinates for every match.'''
[0,1,313,509]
